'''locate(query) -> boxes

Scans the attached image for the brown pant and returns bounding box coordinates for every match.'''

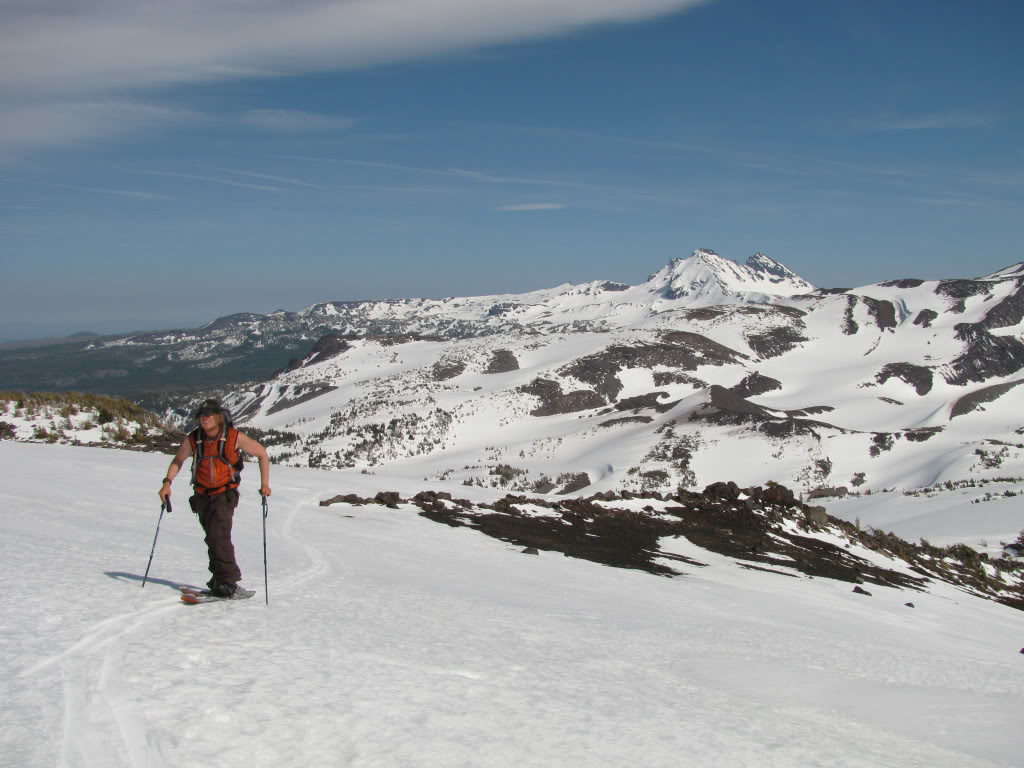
[190,489,241,587]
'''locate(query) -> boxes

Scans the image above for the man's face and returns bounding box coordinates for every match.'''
[198,411,221,430]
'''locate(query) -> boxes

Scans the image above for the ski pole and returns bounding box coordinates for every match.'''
[142,499,171,588]
[261,494,269,605]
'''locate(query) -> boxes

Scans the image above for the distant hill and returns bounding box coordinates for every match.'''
[0,331,100,350]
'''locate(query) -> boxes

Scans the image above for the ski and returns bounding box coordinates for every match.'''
[179,585,256,604]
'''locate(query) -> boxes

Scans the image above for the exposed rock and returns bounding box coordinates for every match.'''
[520,378,606,416]
[852,586,873,596]
[945,324,1024,385]
[483,349,520,374]
[306,334,352,364]
[283,333,353,373]
[746,326,807,359]
[862,296,897,331]
[398,483,1024,609]
[805,506,829,526]
[653,371,705,388]
[783,405,834,417]
[374,491,403,508]
[950,378,1024,419]
[730,372,783,398]
[266,382,338,416]
[876,362,933,395]
[913,309,938,327]
[880,279,925,288]
[599,416,654,428]
[979,278,1024,330]
[936,279,992,312]
[431,359,466,381]
[842,295,859,335]
[564,332,745,401]
[557,472,591,494]
[320,493,370,506]
[807,487,848,500]
[487,302,522,317]
[615,392,672,412]
[904,427,942,441]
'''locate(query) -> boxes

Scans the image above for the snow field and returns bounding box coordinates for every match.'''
[2,442,1022,768]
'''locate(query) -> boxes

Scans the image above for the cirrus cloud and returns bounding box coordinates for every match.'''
[496,203,567,211]
[0,0,712,160]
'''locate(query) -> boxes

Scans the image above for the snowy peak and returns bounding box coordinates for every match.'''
[979,261,1024,281]
[746,252,804,282]
[647,249,813,304]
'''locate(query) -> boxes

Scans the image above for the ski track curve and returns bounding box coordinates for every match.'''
[16,492,325,768]
[273,492,330,594]
[21,602,178,768]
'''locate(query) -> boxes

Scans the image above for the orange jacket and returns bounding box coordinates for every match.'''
[189,427,243,495]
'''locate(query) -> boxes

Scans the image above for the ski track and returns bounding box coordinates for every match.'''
[13,490,328,768]
[274,492,330,594]
[19,603,178,768]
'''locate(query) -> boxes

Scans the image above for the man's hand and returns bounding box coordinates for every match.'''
[259,484,272,497]
[158,479,172,502]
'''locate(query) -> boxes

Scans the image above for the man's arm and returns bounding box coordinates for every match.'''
[236,431,272,497]
[158,436,193,501]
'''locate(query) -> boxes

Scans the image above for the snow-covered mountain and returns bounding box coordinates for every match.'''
[6,247,1024,505]
[195,250,1024,504]
[0,249,812,398]
[647,248,813,303]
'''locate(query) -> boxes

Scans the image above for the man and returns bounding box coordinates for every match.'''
[158,399,271,597]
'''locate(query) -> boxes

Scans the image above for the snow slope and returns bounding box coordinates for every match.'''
[2,442,1022,768]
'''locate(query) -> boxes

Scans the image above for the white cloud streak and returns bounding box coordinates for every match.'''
[240,109,354,133]
[851,112,996,133]
[496,203,566,211]
[208,167,327,190]
[0,100,197,162]
[0,0,712,159]
[130,169,287,192]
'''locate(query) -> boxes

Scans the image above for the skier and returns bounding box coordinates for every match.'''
[158,399,271,597]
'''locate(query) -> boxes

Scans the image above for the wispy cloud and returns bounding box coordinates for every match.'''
[281,151,704,207]
[0,0,712,160]
[205,166,327,190]
[130,169,286,193]
[240,109,354,133]
[280,154,579,189]
[449,168,567,187]
[851,112,996,133]
[6,177,172,200]
[496,203,567,211]
[971,171,1024,188]
[0,100,197,163]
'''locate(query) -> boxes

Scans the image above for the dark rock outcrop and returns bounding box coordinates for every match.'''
[483,349,519,374]
[876,363,934,396]
[520,378,605,416]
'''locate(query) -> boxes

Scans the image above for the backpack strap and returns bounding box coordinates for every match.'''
[188,427,202,488]
[191,426,244,495]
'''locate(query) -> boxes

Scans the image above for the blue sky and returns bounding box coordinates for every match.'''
[1,0,1022,340]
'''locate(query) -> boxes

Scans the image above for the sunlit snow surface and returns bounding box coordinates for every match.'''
[2,442,1022,768]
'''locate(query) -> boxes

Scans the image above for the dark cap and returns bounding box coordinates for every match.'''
[194,399,222,418]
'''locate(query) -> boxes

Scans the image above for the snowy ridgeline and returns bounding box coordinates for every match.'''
[0,392,173,451]
[2,441,1023,768]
